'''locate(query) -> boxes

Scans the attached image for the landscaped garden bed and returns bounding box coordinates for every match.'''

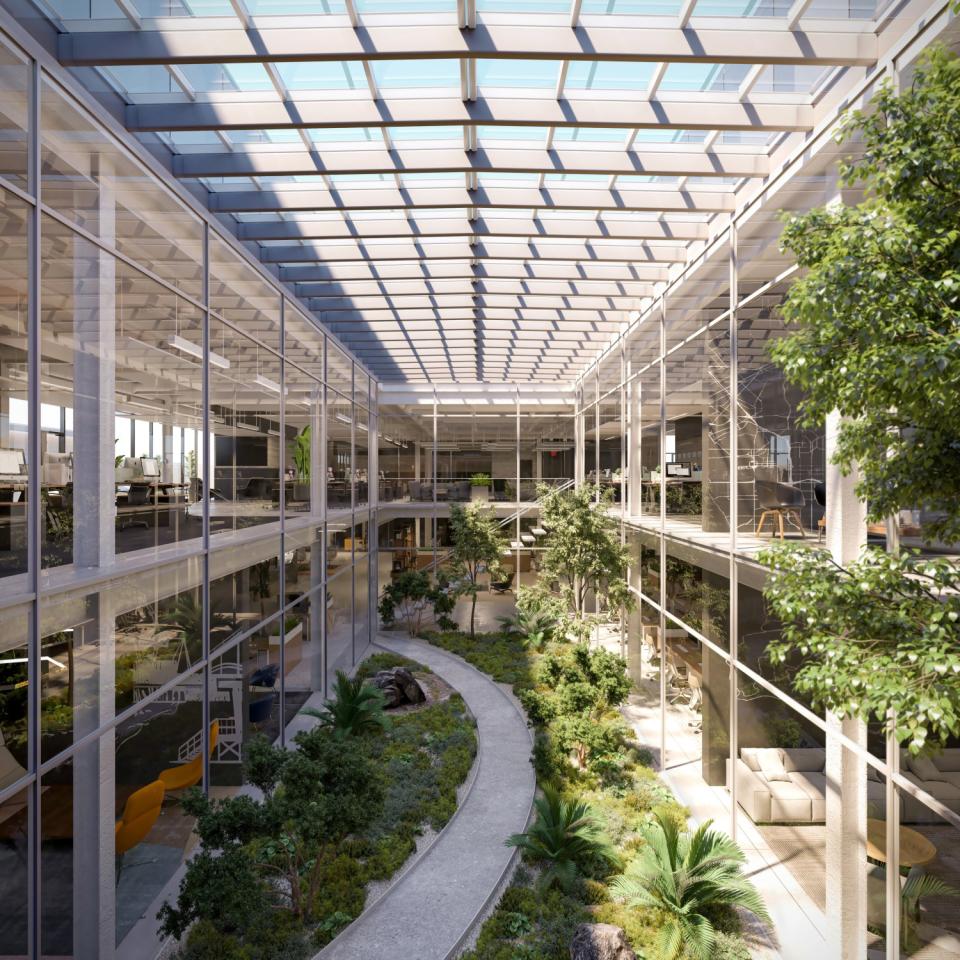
[425,625,762,960]
[159,651,477,960]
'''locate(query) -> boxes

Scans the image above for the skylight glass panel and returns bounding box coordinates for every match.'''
[616,175,680,185]
[356,0,452,10]
[580,0,681,11]
[128,0,248,12]
[753,64,833,94]
[388,125,462,141]
[476,0,568,11]
[276,61,366,90]
[542,173,610,184]
[101,65,182,97]
[230,129,304,144]
[553,127,631,143]
[246,0,346,12]
[691,0,788,13]
[303,127,383,144]
[566,61,655,91]
[328,173,391,184]
[178,63,274,93]
[157,130,225,148]
[631,129,707,144]
[660,63,750,93]
[476,60,559,89]
[371,60,459,89]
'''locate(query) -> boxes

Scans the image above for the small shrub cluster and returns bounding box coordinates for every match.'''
[163,654,476,959]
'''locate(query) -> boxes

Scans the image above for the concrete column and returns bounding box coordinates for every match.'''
[162,421,174,483]
[310,527,324,695]
[311,384,322,516]
[72,240,116,568]
[73,590,116,959]
[824,408,868,960]
[627,370,641,516]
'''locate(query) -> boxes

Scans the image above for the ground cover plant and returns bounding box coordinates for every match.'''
[160,653,476,959]
[426,628,761,960]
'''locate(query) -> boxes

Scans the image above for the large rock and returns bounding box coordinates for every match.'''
[371,667,426,708]
[569,924,637,960]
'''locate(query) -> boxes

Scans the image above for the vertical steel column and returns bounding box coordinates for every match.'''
[321,340,329,699]
[884,715,900,958]
[432,391,438,567]
[728,223,739,841]
[26,54,41,960]
[200,221,212,793]
[278,297,287,745]
[658,297,667,772]
[350,364,356,667]
[619,340,626,660]
[515,387,521,578]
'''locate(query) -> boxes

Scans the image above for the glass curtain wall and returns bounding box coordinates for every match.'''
[582,204,960,958]
[0,29,377,960]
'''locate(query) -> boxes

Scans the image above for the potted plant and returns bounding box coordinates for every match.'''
[469,472,491,503]
[291,426,311,501]
[269,613,303,646]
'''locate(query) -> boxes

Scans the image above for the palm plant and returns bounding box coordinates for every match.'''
[505,786,619,891]
[611,807,770,960]
[302,671,388,738]
[900,868,959,952]
[497,607,557,651]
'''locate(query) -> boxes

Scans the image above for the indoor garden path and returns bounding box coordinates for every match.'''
[317,633,536,960]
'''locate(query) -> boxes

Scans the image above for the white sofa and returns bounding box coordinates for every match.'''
[732,746,960,824]
[732,747,887,824]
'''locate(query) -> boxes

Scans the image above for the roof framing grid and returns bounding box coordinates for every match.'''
[208,185,737,215]
[173,145,769,180]
[126,96,814,134]
[58,17,879,68]
[259,242,693,264]
[234,214,712,243]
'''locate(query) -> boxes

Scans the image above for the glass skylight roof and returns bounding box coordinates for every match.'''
[31,0,893,380]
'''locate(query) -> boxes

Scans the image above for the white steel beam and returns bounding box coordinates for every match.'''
[59,20,878,68]
[125,93,814,133]
[175,144,767,179]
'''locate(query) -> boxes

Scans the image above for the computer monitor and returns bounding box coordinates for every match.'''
[0,448,25,475]
[140,456,160,478]
[665,462,692,478]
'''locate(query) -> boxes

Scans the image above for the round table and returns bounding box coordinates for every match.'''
[866,818,937,867]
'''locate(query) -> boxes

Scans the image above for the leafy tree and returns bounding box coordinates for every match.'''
[611,808,771,960]
[301,670,389,739]
[774,46,960,542]
[762,46,960,751]
[537,483,633,620]
[449,503,508,637]
[158,728,382,947]
[521,644,633,768]
[505,786,619,892]
[379,569,448,636]
[762,545,960,752]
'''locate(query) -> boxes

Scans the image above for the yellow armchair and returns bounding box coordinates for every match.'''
[115,780,165,857]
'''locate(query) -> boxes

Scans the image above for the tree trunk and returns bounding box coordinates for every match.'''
[470,590,477,637]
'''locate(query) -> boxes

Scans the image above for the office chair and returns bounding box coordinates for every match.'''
[755,480,806,540]
[118,483,151,531]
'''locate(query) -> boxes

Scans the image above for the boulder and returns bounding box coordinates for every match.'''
[370,667,425,708]
[569,924,637,960]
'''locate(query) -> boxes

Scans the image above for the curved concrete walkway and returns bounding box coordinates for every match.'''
[317,633,535,960]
